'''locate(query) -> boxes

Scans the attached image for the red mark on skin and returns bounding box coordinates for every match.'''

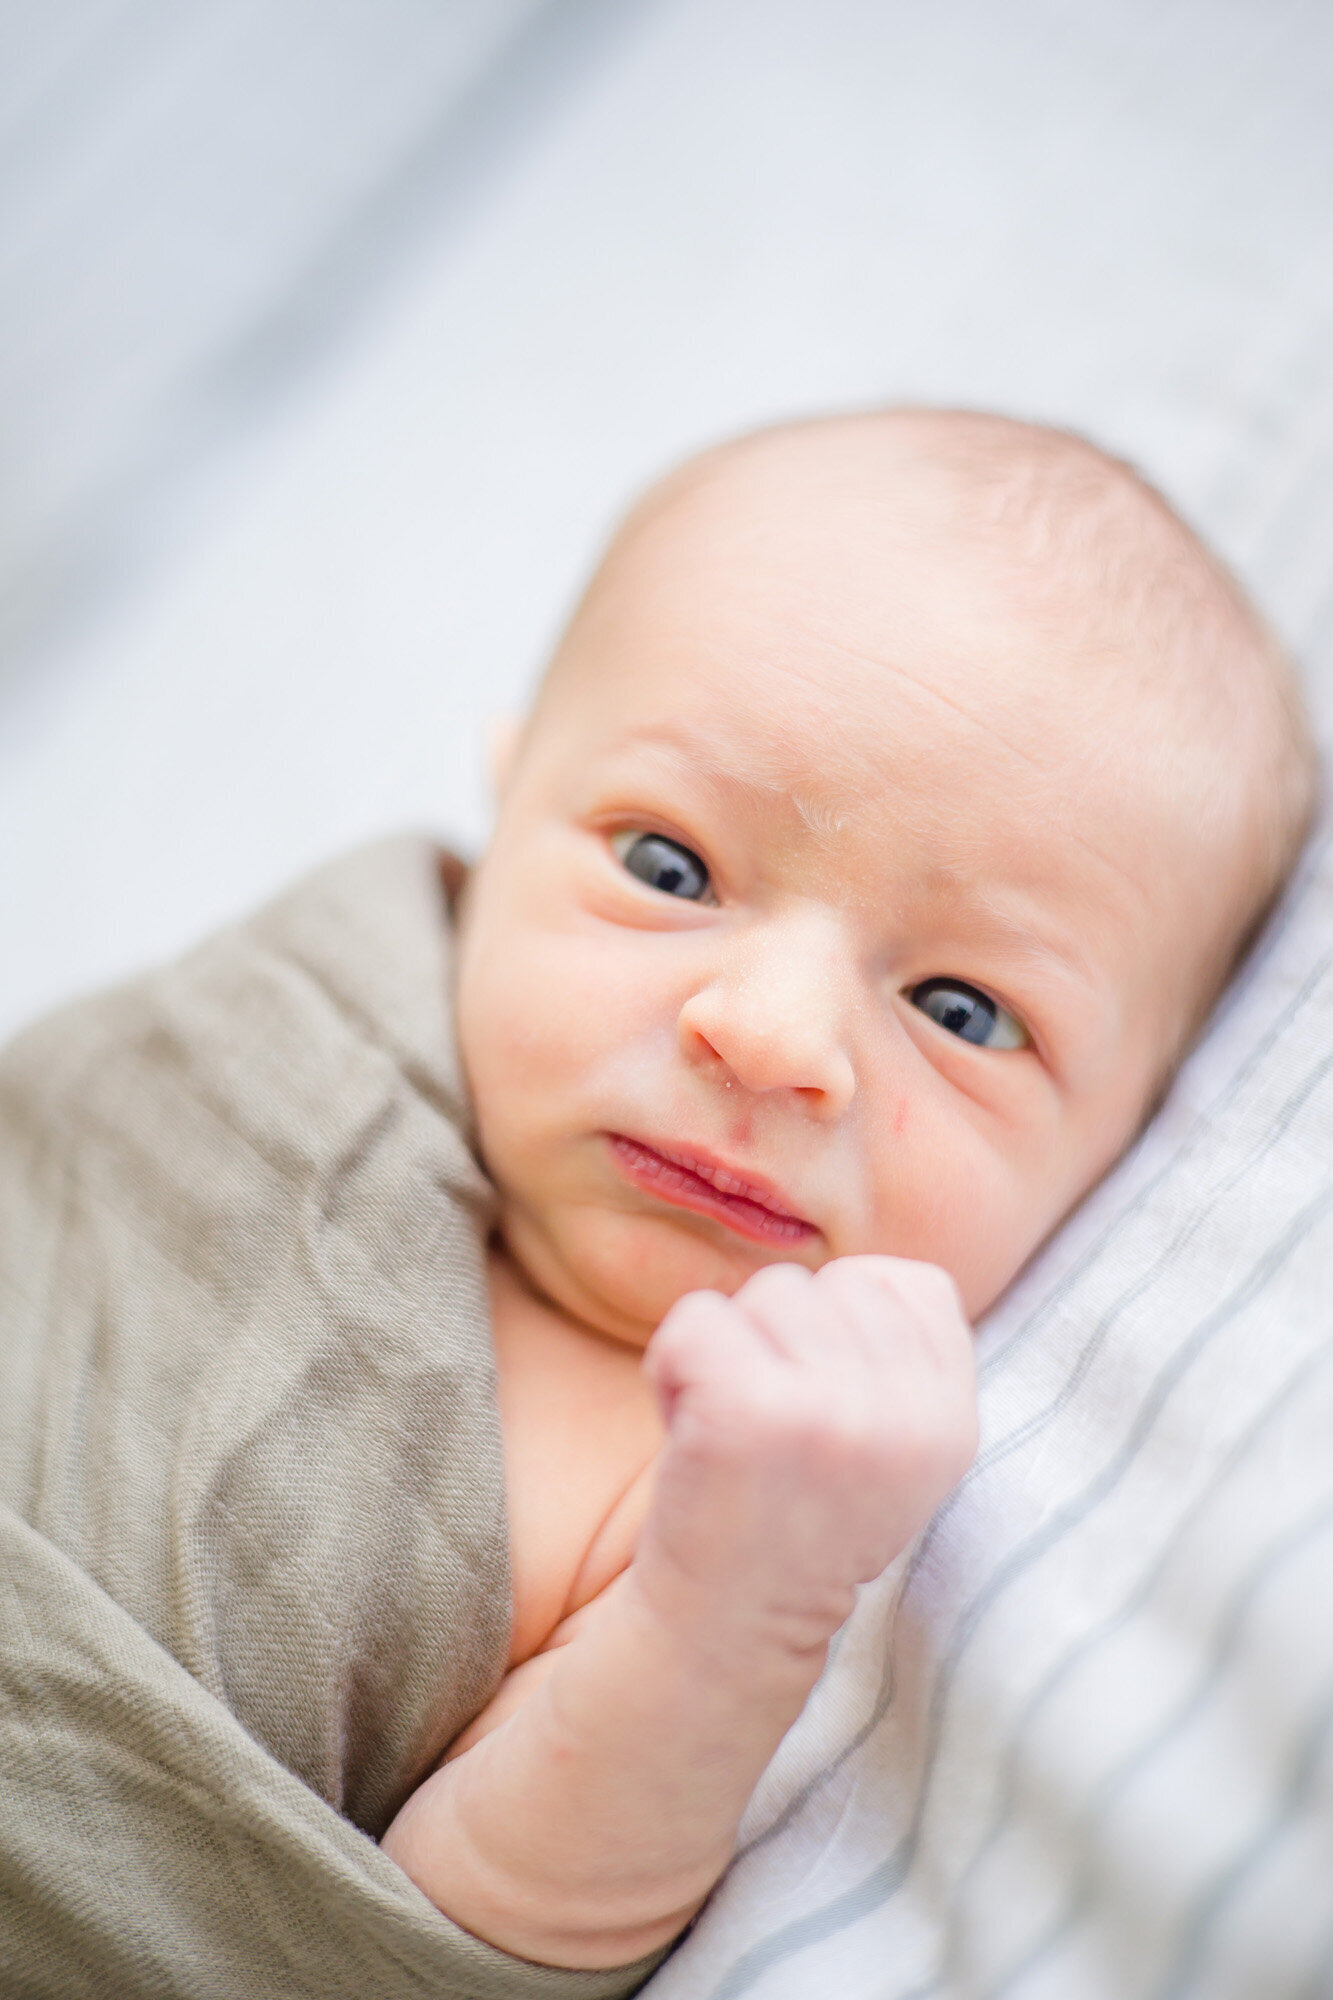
[891,1098,910,1137]
[726,1113,756,1153]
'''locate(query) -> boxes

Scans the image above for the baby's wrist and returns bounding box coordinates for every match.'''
[625,1545,853,1684]
[386,1553,840,1967]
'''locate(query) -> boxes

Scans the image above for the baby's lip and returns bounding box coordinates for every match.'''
[605,1133,817,1246]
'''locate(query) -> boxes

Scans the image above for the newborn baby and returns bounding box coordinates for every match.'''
[378,409,1317,1968]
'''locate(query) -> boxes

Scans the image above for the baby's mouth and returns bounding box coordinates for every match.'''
[605,1134,816,1246]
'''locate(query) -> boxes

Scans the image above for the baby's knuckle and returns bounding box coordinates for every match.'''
[915,1263,968,1322]
[655,1286,724,1341]
[735,1261,814,1313]
[818,1258,970,1349]
[738,1272,826,1350]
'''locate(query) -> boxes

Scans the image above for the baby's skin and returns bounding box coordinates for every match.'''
[381,412,1313,1966]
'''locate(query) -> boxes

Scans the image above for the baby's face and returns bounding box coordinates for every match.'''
[457,461,1231,1344]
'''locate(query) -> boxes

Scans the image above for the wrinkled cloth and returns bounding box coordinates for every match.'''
[0,837,665,1999]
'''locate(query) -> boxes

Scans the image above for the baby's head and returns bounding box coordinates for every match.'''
[456,410,1317,1342]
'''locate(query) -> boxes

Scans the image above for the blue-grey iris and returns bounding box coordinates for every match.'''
[621,833,711,901]
[911,978,1001,1046]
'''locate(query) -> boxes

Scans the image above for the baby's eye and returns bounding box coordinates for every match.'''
[909,978,1028,1050]
[611,831,715,903]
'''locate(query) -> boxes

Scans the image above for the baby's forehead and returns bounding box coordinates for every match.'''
[560,476,1182,799]
[580,437,1172,723]
[553,413,1304,838]
[594,414,1271,699]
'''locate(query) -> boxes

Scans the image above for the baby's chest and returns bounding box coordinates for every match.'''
[487,1256,664,1666]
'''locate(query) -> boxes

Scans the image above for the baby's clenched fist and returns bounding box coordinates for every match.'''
[636,1257,978,1659]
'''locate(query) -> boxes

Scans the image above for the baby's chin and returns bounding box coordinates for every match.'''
[500,1198,824,1348]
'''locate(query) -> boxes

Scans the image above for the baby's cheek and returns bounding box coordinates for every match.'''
[948,1160,1086,1318]
[861,1123,1038,1316]
[462,927,620,1146]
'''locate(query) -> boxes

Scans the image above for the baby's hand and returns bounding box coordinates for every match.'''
[385,1256,975,1964]
[637,1258,978,1659]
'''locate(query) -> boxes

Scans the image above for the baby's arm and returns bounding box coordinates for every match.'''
[381,1256,977,1970]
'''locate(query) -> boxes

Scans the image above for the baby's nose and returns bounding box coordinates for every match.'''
[677,924,856,1116]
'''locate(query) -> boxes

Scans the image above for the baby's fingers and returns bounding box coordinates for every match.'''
[816,1256,972,1370]
[813,1257,978,1480]
[643,1286,755,1417]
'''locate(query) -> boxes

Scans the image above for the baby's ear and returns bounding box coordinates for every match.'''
[487,715,525,800]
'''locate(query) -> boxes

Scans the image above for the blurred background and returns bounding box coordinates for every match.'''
[2,0,1332,1038]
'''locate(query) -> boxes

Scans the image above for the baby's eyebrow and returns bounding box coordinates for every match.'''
[927,872,1098,973]
[601,724,853,836]
[603,723,765,786]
